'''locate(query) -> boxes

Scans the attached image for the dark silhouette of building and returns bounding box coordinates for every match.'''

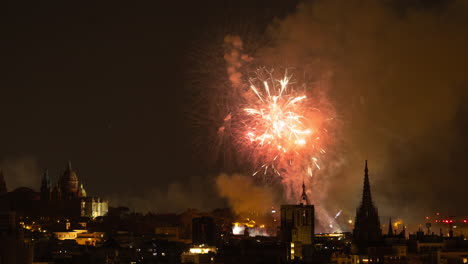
[280,181,314,261]
[353,160,382,254]
[59,162,80,200]
[1,162,108,219]
[192,216,216,246]
[43,162,108,218]
[0,204,33,264]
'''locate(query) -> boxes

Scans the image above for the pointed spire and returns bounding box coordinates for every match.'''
[388,218,394,236]
[361,160,373,207]
[300,180,310,205]
[353,160,382,250]
[41,169,52,200]
[41,169,51,189]
[67,161,72,171]
[0,168,7,195]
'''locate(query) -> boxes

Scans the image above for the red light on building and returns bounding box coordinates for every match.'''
[463,220,467,223]
[435,220,439,223]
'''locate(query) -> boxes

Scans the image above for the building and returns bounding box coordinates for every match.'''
[0,208,33,264]
[352,160,382,258]
[40,162,108,218]
[280,181,314,261]
[81,197,108,218]
[0,162,108,219]
[192,216,216,246]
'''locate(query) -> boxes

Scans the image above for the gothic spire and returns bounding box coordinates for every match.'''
[41,169,51,189]
[41,169,52,201]
[361,160,373,207]
[67,161,72,171]
[388,218,394,236]
[353,160,382,251]
[300,180,310,205]
[0,169,7,195]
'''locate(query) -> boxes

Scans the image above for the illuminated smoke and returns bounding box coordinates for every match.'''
[224,35,253,89]
[259,0,468,229]
[215,173,275,215]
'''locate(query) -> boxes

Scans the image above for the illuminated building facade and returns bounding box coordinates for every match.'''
[80,197,108,218]
[280,182,315,260]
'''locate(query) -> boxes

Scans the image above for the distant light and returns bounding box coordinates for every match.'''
[348,220,353,224]
[189,247,216,254]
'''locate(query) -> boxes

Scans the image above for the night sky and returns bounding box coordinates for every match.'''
[1,1,298,209]
[2,0,468,227]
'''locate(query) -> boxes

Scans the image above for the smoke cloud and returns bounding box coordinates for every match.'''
[256,0,468,228]
[0,157,41,191]
[224,35,253,89]
[107,175,223,213]
[216,173,275,216]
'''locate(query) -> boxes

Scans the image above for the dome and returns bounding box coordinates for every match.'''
[60,162,79,196]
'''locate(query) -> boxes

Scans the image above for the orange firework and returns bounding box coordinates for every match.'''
[237,68,327,178]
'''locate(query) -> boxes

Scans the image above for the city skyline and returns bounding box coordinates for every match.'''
[2,0,468,232]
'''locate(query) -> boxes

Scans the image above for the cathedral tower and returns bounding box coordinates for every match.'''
[281,181,315,260]
[353,160,382,253]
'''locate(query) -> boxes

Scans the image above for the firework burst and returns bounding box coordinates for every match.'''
[224,67,331,189]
